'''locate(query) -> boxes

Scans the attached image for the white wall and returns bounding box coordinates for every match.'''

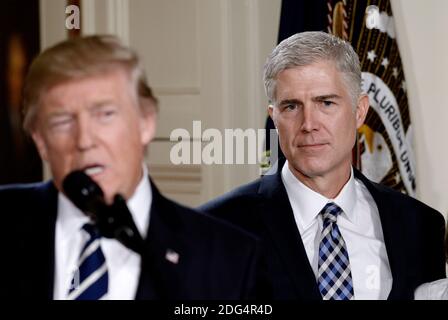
[38,0,448,215]
[392,0,448,219]
[39,0,281,206]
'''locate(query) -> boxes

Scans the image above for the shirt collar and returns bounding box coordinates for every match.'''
[127,164,151,238]
[57,163,152,240]
[281,161,357,230]
[57,190,89,245]
[332,166,357,225]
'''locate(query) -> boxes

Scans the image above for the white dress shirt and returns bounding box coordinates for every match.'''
[53,166,152,300]
[414,278,448,300]
[281,161,392,299]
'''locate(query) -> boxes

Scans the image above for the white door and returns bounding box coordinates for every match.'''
[40,0,281,206]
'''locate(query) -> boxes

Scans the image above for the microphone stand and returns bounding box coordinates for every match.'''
[62,170,145,254]
[96,194,146,255]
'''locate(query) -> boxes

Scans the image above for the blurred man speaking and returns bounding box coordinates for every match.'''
[0,35,265,300]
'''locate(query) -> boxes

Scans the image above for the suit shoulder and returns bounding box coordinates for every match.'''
[0,181,49,201]
[198,178,262,213]
[367,180,444,225]
[0,181,56,229]
[162,195,259,244]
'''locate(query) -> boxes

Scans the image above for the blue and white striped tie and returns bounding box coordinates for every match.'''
[317,202,354,300]
[67,223,109,300]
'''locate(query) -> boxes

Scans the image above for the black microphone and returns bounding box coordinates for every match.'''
[62,170,145,254]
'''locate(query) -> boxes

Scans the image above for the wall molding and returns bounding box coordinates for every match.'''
[148,164,202,194]
[81,0,96,35]
[106,0,130,44]
[153,87,201,96]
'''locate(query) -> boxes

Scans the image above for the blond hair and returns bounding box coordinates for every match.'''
[22,35,157,133]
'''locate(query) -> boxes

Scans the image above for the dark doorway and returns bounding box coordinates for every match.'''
[0,0,43,184]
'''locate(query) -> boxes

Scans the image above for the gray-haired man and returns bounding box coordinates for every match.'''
[200,31,446,300]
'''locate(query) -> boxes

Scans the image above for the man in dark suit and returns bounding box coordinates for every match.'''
[0,35,265,300]
[199,31,446,300]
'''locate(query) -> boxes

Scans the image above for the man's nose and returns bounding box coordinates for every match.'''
[76,116,95,151]
[300,104,320,132]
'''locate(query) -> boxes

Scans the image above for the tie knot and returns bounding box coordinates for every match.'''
[82,223,100,239]
[320,202,342,224]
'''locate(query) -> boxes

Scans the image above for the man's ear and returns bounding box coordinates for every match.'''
[268,104,275,124]
[31,130,49,162]
[355,94,369,129]
[140,107,157,146]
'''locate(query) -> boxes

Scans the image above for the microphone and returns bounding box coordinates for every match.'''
[62,170,145,254]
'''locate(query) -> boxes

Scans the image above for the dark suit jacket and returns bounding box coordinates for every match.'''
[0,179,266,300]
[199,158,447,300]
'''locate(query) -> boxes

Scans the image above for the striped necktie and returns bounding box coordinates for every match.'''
[317,202,354,300]
[67,223,109,300]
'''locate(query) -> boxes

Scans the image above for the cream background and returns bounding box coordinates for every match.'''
[39,0,447,220]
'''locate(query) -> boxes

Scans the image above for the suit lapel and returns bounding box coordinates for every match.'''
[258,160,321,300]
[22,182,58,299]
[354,169,409,299]
[27,180,186,300]
[136,180,186,299]
[43,183,58,299]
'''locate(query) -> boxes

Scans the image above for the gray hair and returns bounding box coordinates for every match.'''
[263,31,362,107]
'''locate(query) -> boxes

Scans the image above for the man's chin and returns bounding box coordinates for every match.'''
[101,189,116,205]
[290,162,329,179]
[103,197,114,205]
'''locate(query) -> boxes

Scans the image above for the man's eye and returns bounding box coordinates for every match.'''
[102,110,116,116]
[98,109,117,120]
[322,100,334,107]
[49,117,73,130]
[284,104,297,111]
